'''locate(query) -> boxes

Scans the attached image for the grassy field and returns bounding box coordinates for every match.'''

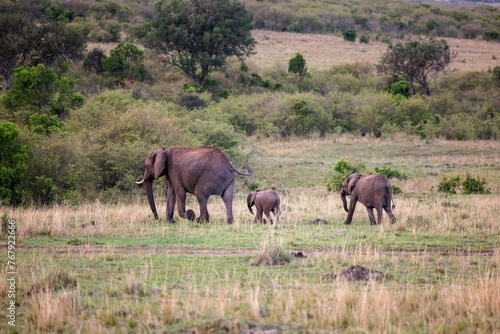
[1,134,499,333]
[248,30,500,73]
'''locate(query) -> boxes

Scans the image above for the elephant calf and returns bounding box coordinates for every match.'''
[247,189,281,224]
[341,172,396,225]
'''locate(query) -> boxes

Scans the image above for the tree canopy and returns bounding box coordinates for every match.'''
[0,121,28,205]
[378,39,452,96]
[0,0,87,89]
[145,0,256,85]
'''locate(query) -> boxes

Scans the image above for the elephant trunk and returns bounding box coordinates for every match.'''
[246,193,254,214]
[341,192,349,213]
[143,179,159,219]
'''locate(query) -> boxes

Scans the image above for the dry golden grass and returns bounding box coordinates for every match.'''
[20,270,500,333]
[248,30,500,72]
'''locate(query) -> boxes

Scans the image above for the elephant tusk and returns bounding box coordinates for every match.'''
[135,180,145,185]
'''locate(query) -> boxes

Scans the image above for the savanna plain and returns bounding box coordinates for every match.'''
[2,10,500,330]
[1,133,500,333]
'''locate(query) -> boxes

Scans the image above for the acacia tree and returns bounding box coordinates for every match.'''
[378,39,452,96]
[146,0,256,85]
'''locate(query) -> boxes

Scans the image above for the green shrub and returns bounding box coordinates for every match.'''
[0,122,28,205]
[282,98,331,137]
[391,185,403,194]
[326,157,366,192]
[28,114,65,135]
[437,174,490,194]
[359,34,370,44]
[102,43,148,84]
[461,173,491,194]
[342,29,357,42]
[484,30,500,42]
[83,48,106,74]
[373,166,408,180]
[288,53,308,77]
[492,66,500,86]
[177,94,207,110]
[437,175,462,194]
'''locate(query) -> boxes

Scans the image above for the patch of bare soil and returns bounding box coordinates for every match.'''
[249,30,500,73]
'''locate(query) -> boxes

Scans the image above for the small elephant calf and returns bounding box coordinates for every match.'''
[247,189,281,224]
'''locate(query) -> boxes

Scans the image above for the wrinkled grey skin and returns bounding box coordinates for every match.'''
[341,172,396,225]
[136,146,253,224]
[247,189,281,224]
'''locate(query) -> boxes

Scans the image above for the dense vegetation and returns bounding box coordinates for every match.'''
[0,0,499,206]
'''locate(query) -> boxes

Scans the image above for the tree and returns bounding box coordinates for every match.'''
[83,48,106,74]
[0,3,87,89]
[2,64,84,120]
[102,43,147,84]
[145,0,255,85]
[377,39,452,96]
[0,121,28,205]
[288,53,308,77]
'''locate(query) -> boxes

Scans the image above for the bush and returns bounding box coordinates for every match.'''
[176,94,207,110]
[359,34,370,44]
[342,29,357,42]
[326,157,366,192]
[288,53,308,77]
[461,173,491,194]
[483,30,500,42]
[282,98,331,137]
[437,174,490,194]
[437,175,461,194]
[0,122,28,205]
[373,166,408,180]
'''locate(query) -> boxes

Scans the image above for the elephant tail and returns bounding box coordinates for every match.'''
[231,159,254,176]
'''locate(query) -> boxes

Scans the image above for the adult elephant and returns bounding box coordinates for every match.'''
[341,172,396,225]
[136,146,253,224]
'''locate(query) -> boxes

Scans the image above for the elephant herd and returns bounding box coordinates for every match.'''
[136,146,396,226]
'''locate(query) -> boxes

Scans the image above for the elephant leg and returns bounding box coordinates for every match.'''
[221,182,235,224]
[256,208,263,224]
[166,181,176,223]
[366,207,377,225]
[265,211,273,224]
[344,199,357,224]
[195,197,209,224]
[385,208,397,224]
[176,189,188,220]
[376,207,384,225]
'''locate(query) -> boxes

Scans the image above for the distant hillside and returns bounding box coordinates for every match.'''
[248,30,500,73]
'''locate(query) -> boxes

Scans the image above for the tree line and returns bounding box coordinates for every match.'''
[0,0,499,206]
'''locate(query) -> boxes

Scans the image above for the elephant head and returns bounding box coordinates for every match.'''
[341,172,360,213]
[247,190,259,214]
[135,148,167,219]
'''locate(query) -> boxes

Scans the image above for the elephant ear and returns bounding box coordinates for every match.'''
[153,149,167,179]
[347,172,360,193]
[145,149,167,179]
